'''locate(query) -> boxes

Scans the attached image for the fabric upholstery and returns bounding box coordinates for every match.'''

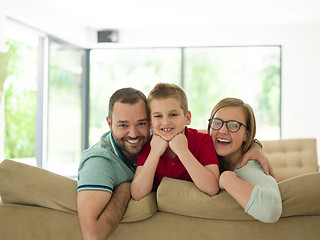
[0,159,78,214]
[0,205,319,240]
[2,158,319,223]
[110,212,320,240]
[0,138,319,240]
[0,159,157,222]
[157,172,320,219]
[261,138,319,182]
[0,203,82,240]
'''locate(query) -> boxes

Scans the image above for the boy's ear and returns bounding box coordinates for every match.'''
[149,120,153,129]
[185,111,191,125]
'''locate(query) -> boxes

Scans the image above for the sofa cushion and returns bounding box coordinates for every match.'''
[279,172,320,217]
[122,192,157,222]
[157,172,320,220]
[157,177,253,220]
[0,203,83,240]
[0,160,78,214]
[0,159,157,222]
[261,138,319,182]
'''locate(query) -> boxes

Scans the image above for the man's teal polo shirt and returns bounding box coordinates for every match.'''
[77,131,136,193]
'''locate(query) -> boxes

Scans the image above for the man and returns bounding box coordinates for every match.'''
[77,87,273,240]
[77,88,150,240]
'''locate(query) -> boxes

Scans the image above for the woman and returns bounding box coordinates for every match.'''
[207,98,282,223]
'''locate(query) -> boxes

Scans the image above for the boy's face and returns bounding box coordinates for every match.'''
[149,97,191,141]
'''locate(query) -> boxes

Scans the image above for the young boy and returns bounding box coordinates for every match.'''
[131,83,220,200]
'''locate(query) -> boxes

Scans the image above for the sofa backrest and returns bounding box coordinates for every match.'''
[261,138,319,182]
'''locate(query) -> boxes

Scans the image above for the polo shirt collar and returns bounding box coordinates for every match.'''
[109,132,137,172]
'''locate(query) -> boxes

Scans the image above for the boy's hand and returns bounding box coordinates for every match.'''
[168,133,188,156]
[150,134,168,157]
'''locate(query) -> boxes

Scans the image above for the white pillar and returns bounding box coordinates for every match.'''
[0,6,6,161]
[0,2,5,51]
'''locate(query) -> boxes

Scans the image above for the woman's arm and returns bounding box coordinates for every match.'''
[219,171,254,208]
[220,161,282,223]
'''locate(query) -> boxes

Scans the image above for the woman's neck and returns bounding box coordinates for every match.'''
[222,151,243,171]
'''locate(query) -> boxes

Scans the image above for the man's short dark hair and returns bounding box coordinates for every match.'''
[108,87,147,122]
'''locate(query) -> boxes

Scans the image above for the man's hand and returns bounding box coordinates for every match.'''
[238,142,276,179]
[77,182,131,240]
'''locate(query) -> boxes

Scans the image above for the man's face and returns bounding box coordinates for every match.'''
[107,100,150,162]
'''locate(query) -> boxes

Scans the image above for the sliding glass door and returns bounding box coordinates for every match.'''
[47,40,85,177]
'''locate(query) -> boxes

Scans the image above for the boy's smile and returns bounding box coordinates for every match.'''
[149,97,191,142]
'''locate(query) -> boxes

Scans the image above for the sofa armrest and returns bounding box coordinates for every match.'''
[0,159,157,222]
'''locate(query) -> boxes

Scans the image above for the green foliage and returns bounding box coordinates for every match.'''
[4,39,37,159]
[89,47,281,140]
[0,51,9,102]
[257,53,281,125]
[4,84,36,157]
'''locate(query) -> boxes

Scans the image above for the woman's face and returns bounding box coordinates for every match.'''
[209,106,248,161]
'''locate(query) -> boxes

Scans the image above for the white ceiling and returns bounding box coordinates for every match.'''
[32,0,320,30]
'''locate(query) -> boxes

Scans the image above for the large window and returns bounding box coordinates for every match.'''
[184,46,281,139]
[89,46,281,144]
[2,21,85,177]
[1,20,281,176]
[89,48,181,145]
[47,40,85,176]
[2,24,38,166]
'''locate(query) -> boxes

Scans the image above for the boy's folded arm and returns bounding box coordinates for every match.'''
[131,153,160,200]
[177,150,220,196]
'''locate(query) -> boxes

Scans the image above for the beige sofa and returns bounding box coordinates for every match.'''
[0,138,319,240]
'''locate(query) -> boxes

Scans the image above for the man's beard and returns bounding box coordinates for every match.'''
[115,135,147,160]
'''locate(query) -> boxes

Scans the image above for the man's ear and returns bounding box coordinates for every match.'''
[106,116,112,129]
[185,111,191,125]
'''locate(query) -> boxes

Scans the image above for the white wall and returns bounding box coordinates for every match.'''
[3,0,96,47]
[0,8,6,161]
[0,7,5,50]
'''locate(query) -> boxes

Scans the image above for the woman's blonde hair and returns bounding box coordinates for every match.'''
[207,98,256,155]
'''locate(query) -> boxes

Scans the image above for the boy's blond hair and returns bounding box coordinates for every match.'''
[148,83,189,115]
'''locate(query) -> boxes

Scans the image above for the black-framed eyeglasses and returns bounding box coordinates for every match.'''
[208,118,248,133]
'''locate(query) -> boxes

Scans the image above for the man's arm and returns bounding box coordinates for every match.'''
[77,182,131,240]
